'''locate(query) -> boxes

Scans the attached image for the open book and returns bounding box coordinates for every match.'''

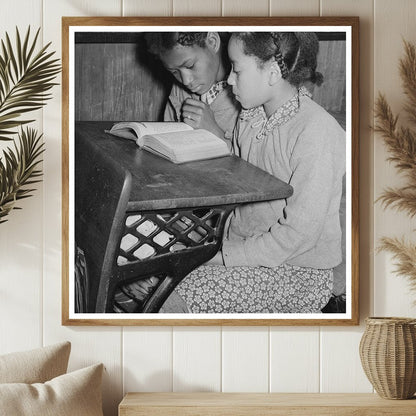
[105,121,230,164]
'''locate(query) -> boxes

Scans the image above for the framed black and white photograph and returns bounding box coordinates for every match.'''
[62,16,359,326]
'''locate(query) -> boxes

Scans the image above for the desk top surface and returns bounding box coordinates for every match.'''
[76,121,293,211]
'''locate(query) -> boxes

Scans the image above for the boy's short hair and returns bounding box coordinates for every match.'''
[145,32,208,57]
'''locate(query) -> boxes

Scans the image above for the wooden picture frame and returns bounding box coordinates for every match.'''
[62,16,359,326]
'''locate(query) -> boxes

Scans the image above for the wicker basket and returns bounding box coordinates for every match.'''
[359,317,416,399]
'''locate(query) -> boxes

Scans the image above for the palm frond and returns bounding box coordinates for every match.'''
[0,27,61,141]
[0,127,44,223]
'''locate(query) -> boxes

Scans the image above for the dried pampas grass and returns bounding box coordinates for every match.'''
[375,40,416,298]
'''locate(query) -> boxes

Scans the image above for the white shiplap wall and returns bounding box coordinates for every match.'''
[1,1,416,415]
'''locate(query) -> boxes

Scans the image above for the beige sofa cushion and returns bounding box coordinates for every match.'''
[0,341,71,384]
[0,363,104,416]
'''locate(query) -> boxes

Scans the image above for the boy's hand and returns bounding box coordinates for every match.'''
[181,98,224,138]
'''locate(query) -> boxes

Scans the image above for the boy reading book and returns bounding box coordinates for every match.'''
[111,32,241,308]
[144,32,240,142]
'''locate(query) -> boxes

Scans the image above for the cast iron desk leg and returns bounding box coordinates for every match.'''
[109,204,236,313]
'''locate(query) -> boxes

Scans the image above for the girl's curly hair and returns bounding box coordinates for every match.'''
[232,32,324,87]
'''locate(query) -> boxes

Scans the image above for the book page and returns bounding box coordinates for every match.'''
[107,122,146,140]
[137,122,192,146]
[107,121,192,146]
[139,122,192,135]
[146,129,222,149]
[143,129,229,163]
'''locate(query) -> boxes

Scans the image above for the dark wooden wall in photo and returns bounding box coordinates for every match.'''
[75,37,171,122]
[74,33,346,128]
[314,40,346,116]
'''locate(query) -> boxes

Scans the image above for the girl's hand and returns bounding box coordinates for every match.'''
[181,98,224,138]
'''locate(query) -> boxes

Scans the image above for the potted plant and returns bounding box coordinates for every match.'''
[359,39,416,400]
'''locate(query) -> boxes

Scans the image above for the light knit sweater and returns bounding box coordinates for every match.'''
[222,89,346,269]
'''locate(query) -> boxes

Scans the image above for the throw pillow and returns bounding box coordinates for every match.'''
[0,341,71,384]
[0,363,104,416]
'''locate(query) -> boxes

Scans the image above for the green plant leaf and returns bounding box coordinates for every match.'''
[0,127,45,222]
[0,27,57,224]
[0,26,61,141]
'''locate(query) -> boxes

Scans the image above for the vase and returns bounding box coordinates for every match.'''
[359,317,416,399]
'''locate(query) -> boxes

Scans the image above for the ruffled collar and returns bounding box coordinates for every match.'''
[200,80,228,105]
[239,86,312,140]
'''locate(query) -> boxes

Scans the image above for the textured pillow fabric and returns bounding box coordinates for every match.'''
[0,363,104,416]
[0,341,71,384]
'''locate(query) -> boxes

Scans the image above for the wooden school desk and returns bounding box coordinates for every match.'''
[74,121,293,314]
